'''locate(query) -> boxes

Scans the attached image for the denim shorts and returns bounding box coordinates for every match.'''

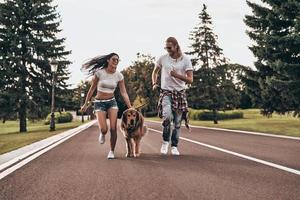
[93,97,118,112]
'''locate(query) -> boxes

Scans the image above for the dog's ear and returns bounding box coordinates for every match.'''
[136,110,139,122]
[136,111,144,133]
[124,112,128,123]
[121,112,128,129]
[136,111,142,126]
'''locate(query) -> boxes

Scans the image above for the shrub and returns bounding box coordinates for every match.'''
[44,112,73,125]
[188,109,243,121]
[145,111,158,117]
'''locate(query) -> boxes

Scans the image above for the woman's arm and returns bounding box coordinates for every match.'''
[81,75,98,112]
[118,79,132,108]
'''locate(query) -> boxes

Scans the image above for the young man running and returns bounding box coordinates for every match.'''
[152,37,193,155]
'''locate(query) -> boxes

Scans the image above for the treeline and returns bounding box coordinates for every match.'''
[117,1,300,123]
[0,0,299,132]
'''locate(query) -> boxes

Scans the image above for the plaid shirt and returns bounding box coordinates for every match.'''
[157,89,190,131]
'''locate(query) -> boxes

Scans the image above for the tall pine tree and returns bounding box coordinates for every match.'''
[187,4,239,124]
[244,0,300,117]
[187,4,227,68]
[0,0,71,132]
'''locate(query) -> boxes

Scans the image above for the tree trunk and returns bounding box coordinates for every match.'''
[19,57,28,133]
[19,96,27,132]
[213,109,218,124]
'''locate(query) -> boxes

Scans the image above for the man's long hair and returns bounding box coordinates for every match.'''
[81,53,119,77]
[166,37,182,57]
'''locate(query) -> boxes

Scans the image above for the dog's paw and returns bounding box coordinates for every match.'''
[126,153,135,158]
[135,153,141,157]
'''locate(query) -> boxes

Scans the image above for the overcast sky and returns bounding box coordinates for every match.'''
[54,0,260,88]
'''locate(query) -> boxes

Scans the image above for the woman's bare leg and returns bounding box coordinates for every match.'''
[96,111,108,135]
[107,108,118,151]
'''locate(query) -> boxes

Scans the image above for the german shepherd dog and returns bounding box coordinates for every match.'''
[120,108,148,157]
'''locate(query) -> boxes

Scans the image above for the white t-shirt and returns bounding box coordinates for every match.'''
[156,54,193,91]
[94,68,124,93]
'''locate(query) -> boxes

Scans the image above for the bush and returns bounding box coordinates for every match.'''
[145,111,158,117]
[188,109,243,121]
[44,112,73,125]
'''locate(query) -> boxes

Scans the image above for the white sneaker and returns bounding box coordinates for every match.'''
[99,133,105,144]
[171,147,180,156]
[160,141,169,155]
[107,151,115,159]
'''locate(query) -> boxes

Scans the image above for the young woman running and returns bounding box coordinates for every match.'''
[81,53,132,159]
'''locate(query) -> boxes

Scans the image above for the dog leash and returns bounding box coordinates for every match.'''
[134,100,150,110]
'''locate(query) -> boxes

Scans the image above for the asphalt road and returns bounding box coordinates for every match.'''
[0,120,299,200]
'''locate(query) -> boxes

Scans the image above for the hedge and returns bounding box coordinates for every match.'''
[44,112,73,125]
[188,109,243,121]
[145,111,158,117]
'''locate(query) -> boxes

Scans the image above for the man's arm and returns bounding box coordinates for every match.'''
[152,65,161,90]
[170,57,193,84]
[170,69,193,84]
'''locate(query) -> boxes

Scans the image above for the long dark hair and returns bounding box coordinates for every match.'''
[81,53,119,77]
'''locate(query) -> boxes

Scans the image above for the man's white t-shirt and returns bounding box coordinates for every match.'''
[156,54,193,91]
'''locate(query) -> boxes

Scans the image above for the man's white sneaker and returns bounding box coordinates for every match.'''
[98,133,105,144]
[160,141,169,155]
[171,147,180,156]
[107,151,115,159]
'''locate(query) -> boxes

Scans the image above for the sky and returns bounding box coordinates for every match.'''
[54,0,261,88]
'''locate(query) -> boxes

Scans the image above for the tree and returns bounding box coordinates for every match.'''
[116,53,159,117]
[186,4,227,68]
[0,91,18,123]
[0,0,71,131]
[186,4,239,124]
[244,0,300,117]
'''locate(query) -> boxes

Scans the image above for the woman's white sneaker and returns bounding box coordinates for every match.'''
[107,151,115,159]
[171,147,180,156]
[160,141,169,155]
[99,133,105,144]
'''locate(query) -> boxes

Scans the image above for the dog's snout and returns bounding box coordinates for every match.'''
[130,119,134,125]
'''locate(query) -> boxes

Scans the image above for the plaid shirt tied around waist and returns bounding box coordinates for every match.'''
[157,89,191,131]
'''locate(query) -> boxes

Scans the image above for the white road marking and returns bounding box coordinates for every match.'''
[146,120,300,140]
[0,120,96,180]
[148,128,300,176]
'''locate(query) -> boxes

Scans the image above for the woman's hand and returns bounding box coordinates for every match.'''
[80,103,88,113]
[118,79,134,110]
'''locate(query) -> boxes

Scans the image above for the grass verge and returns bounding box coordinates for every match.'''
[146,109,300,137]
[0,120,90,155]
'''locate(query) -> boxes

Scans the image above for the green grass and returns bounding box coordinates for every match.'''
[146,109,300,137]
[0,120,89,155]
